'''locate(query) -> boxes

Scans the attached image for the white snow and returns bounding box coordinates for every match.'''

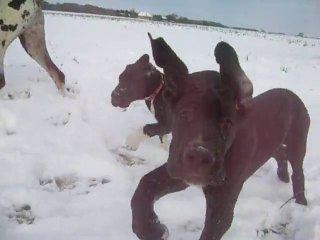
[0,11,319,240]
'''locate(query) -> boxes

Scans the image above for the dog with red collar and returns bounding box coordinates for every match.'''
[111,54,171,150]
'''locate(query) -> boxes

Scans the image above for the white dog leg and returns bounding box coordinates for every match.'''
[160,134,170,151]
[126,126,149,151]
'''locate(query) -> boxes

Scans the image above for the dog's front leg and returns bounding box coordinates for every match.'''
[131,163,188,240]
[199,183,243,240]
[126,123,170,151]
[144,123,171,150]
[126,126,150,150]
[143,122,171,137]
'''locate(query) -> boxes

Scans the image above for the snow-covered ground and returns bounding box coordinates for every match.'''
[0,12,319,240]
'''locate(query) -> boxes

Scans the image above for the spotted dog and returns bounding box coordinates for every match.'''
[0,0,65,91]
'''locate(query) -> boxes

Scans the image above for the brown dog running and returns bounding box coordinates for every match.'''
[131,34,309,240]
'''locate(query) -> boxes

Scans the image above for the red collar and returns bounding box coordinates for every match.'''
[145,75,164,101]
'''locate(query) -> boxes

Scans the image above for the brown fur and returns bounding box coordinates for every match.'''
[131,34,309,240]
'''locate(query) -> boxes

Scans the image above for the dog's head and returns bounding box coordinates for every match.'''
[148,33,246,186]
[111,54,161,108]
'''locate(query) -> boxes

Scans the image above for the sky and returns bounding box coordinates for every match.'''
[48,0,320,38]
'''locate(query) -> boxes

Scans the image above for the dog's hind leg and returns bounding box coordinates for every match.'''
[288,149,307,205]
[19,10,65,91]
[286,114,309,205]
[287,142,308,205]
[273,144,290,183]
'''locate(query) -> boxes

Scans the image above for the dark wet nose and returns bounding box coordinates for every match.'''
[183,145,214,175]
[111,89,119,98]
[111,90,121,107]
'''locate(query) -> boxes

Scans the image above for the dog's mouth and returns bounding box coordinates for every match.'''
[183,169,226,187]
[111,94,131,108]
[184,175,211,186]
[168,144,226,187]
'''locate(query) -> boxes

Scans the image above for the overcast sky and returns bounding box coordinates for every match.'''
[48,0,320,38]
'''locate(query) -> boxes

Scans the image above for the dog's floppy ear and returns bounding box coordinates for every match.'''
[148,32,189,105]
[214,41,253,112]
[136,54,150,64]
[147,33,188,74]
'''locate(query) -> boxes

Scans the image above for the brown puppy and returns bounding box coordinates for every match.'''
[131,34,309,240]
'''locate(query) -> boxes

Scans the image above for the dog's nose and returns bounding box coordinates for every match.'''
[111,89,124,106]
[111,90,119,98]
[183,145,214,175]
[111,92,119,107]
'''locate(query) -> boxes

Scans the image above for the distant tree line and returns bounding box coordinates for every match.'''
[41,1,138,18]
[157,13,227,28]
[41,1,263,32]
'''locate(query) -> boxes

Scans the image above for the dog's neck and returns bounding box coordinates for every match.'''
[145,69,164,102]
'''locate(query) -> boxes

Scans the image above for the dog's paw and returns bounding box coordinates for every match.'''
[126,134,142,151]
[137,224,169,240]
[159,134,170,151]
[126,127,148,151]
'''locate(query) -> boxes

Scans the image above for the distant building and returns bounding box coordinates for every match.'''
[138,11,152,20]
